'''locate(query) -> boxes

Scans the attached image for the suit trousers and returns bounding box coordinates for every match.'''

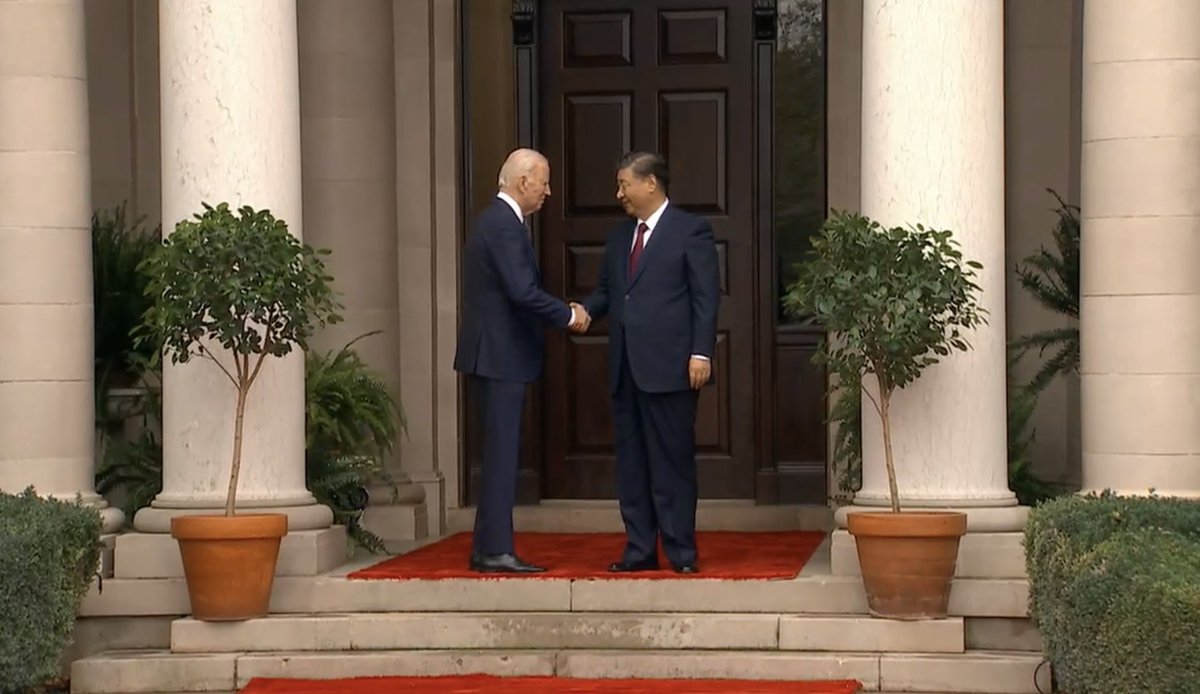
[612,347,699,567]
[471,376,527,555]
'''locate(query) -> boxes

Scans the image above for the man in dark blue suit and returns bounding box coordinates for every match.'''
[454,148,584,573]
[576,152,720,574]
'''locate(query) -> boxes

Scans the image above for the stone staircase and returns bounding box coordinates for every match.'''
[71,564,1050,693]
[70,506,1048,694]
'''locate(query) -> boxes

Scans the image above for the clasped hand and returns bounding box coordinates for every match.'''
[569,302,591,333]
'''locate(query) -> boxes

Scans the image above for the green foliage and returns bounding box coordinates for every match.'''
[92,203,160,390]
[1010,190,1079,394]
[306,333,406,554]
[0,490,103,693]
[92,335,403,553]
[95,389,163,522]
[138,203,342,367]
[826,377,861,501]
[137,203,342,515]
[1006,358,1060,506]
[1026,494,1200,693]
[785,212,988,397]
[784,211,987,511]
[826,351,1062,505]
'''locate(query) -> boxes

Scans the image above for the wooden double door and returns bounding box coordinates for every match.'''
[465,0,826,505]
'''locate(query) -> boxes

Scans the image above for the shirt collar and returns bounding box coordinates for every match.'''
[497,192,524,222]
[639,198,670,231]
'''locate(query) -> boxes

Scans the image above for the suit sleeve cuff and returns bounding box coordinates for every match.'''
[690,354,710,361]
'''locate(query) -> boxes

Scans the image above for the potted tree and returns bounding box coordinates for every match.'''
[138,202,341,621]
[785,211,988,620]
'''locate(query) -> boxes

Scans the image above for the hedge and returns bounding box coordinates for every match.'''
[0,489,103,694]
[1025,493,1200,693]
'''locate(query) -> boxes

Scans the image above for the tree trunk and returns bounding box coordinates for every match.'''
[226,385,248,516]
[877,379,900,513]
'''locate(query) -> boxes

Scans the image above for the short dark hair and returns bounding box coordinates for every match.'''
[617,151,669,192]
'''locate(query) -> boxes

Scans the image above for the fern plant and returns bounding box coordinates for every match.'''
[96,428,162,521]
[305,332,406,554]
[1010,190,1079,393]
[92,203,160,392]
[95,386,163,521]
[827,367,862,503]
[1006,354,1060,506]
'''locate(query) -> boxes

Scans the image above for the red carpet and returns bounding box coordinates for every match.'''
[240,675,860,693]
[348,531,825,580]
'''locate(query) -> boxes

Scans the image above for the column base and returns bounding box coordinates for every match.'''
[833,503,1029,533]
[409,470,446,537]
[361,502,428,551]
[359,477,430,548]
[61,494,125,534]
[112,525,348,578]
[98,506,126,534]
[372,478,426,506]
[132,502,334,533]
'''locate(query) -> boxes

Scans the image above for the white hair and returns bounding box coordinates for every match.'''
[497,148,548,188]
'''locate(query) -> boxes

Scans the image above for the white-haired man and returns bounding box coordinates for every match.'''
[453,148,585,572]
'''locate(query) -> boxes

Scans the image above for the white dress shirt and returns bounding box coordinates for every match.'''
[632,198,670,250]
[496,192,578,328]
[631,198,709,363]
[497,191,524,222]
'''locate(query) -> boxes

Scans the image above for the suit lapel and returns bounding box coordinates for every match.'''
[614,221,633,292]
[627,206,670,290]
[494,198,542,283]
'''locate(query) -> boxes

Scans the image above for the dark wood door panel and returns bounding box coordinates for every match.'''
[540,0,756,499]
[460,1,831,507]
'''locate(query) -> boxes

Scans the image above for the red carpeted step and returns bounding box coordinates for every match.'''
[240,675,861,693]
[348,531,826,580]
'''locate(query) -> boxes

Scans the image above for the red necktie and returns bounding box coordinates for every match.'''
[628,222,648,279]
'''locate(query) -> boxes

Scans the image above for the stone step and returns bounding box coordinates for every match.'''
[80,573,1030,620]
[169,613,965,654]
[70,649,1051,694]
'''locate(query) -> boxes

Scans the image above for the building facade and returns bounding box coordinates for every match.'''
[1,0,1198,559]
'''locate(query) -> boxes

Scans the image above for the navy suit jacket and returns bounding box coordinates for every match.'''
[583,204,720,394]
[454,197,572,383]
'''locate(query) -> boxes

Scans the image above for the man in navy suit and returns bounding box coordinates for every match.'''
[454,148,584,573]
[575,152,720,574]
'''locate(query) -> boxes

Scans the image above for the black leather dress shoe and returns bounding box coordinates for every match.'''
[673,563,699,574]
[608,558,660,572]
[469,553,546,573]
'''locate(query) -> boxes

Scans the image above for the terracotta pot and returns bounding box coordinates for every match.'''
[170,513,288,621]
[847,511,967,620]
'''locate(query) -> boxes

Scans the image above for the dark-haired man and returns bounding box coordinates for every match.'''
[575,152,720,574]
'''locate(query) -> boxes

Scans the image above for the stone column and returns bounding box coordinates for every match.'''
[837,0,1025,535]
[1080,0,1200,498]
[133,0,332,533]
[393,0,459,537]
[298,0,427,545]
[0,0,122,533]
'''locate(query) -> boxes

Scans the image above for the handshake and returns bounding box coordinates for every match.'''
[568,302,592,334]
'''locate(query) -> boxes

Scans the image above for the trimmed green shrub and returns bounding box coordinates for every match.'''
[1026,493,1200,693]
[0,489,103,693]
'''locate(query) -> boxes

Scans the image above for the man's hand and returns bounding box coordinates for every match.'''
[688,357,711,390]
[569,302,591,333]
